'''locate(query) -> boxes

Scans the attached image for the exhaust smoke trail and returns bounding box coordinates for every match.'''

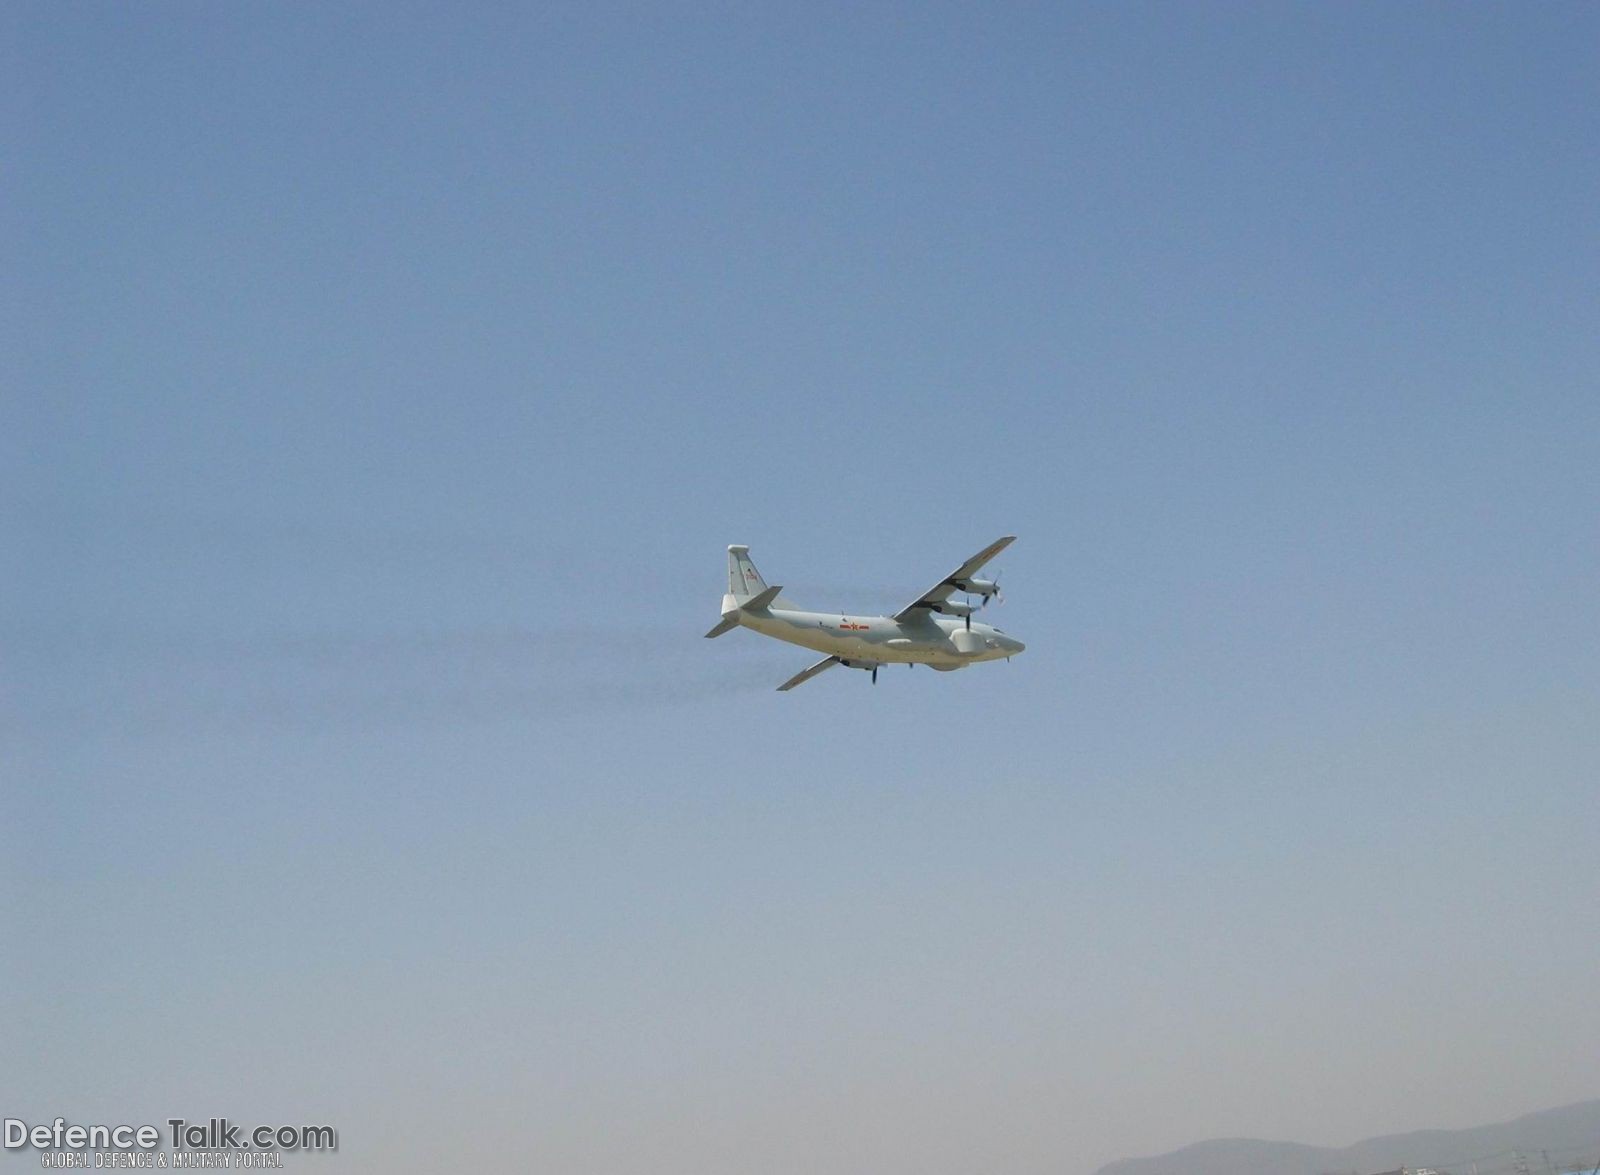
[3,623,794,744]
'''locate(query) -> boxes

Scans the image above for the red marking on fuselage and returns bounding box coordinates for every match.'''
[839,620,869,631]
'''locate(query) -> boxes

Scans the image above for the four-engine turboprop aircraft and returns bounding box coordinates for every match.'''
[704,536,1025,690]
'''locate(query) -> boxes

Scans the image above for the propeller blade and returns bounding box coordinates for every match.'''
[871,665,878,684]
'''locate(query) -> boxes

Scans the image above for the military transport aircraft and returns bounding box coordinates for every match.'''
[704,536,1025,690]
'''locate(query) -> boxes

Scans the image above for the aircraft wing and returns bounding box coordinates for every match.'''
[776,656,839,692]
[893,535,1016,622]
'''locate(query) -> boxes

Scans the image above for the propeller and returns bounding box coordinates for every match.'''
[871,665,878,684]
[953,574,1003,626]
[964,572,1001,627]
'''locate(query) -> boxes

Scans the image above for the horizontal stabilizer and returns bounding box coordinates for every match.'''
[703,614,739,639]
[742,584,783,612]
[704,582,783,638]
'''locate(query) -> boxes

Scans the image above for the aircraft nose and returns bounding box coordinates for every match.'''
[1008,637,1026,655]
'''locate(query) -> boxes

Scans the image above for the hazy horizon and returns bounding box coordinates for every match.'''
[6,4,1597,1173]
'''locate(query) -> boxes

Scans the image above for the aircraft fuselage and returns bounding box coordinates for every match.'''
[727,596,1024,669]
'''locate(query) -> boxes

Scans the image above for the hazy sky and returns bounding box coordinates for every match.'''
[5,4,1597,1173]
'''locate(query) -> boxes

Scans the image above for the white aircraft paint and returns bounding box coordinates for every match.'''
[704,537,1026,690]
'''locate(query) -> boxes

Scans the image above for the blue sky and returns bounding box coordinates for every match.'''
[5,4,1597,1173]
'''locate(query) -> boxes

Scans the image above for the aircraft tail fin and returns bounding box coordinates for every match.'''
[726,546,800,610]
[727,546,768,598]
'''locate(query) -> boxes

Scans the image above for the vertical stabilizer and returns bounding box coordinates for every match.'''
[725,545,800,610]
[727,545,767,599]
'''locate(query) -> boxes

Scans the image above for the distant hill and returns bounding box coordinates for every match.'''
[1094,1099,1600,1175]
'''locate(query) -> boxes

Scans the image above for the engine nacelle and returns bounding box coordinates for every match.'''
[951,628,987,656]
[951,577,999,598]
[928,597,977,618]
